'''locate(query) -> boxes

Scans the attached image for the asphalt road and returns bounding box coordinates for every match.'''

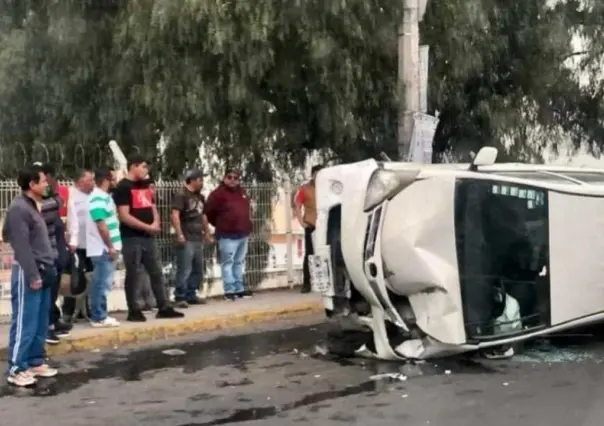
[2,317,604,426]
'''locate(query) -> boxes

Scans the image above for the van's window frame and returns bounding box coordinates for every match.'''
[454,177,551,342]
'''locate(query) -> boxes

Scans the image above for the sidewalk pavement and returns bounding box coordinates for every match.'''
[0,290,323,359]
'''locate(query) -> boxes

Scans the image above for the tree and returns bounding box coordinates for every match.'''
[1,0,603,177]
[422,0,604,162]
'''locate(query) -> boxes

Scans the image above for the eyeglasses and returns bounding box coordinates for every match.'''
[225,174,240,181]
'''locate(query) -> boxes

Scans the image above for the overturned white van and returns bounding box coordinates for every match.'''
[310,147,604,360]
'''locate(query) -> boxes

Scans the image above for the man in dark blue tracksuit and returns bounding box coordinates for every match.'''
[2,165,59,386]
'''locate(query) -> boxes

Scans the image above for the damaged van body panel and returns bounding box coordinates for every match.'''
[311,150,604,360]
[381,176,465,346]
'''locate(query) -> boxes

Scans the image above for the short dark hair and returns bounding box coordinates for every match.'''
[127,153,147,170]
[94,167,114,186]
[17,165,44,191]
[33,162,55,176]
[311,165,324,175]
[76,168,93,181]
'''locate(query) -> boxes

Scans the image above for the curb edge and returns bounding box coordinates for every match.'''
[0,301,324,359]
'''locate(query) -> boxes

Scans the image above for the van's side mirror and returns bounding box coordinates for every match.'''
[469,147,498,171]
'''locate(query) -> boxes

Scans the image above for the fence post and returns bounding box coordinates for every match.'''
[284,178,294,288]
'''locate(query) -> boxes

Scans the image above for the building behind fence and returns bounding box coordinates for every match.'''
[0,179,305,323]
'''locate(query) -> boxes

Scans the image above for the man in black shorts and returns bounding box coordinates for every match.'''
[112,154,184,322]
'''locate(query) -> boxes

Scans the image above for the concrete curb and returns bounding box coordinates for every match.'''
[0,300,324,359]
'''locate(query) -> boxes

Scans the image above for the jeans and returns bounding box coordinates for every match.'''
[89,251,116,322]
[8,263,56,374]
[302,226,315,290]
[174,241,204,302]
[218,237,248,295]
[122,237,168,312]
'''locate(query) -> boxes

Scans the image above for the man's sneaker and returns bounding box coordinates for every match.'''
[127,311,147,322]
[46,330,60,345]
[156,307,185,319]
[90,317,120,328]
[54,321,73,337]
[187,297,206,305]
[29,364,58,378]
[7,371,36,387]
[175,300,189,309]
[236,291,253,299]
[224,294,236,301]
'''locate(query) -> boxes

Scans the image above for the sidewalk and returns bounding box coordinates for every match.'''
[0,290,323,359]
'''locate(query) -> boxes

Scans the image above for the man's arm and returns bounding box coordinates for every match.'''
[113,185,153,232]
[116,205,154,232]
[89,199,114,250]
[170,192,185,238]
[201,214,211,235]
[203,190,219,226]
[66,194,78,248]
[95,221,114,251]
[4,207,40,283]
[152,205,160,223]
[293,187,305,227]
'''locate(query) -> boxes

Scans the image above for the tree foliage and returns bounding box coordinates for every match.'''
[423,0,604,161]
[0,0,603,178]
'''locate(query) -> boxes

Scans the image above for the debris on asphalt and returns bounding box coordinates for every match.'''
[513,347,596,364]
[162,348,186,356]
[369,372,408,381]
[313,344,329,356]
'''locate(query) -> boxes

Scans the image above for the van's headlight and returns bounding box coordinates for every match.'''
[363,169,419,211]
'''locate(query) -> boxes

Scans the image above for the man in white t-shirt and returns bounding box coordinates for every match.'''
[63,170,94,321]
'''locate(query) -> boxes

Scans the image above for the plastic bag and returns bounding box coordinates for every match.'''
[494,293,522,334]
[61,251,92,296]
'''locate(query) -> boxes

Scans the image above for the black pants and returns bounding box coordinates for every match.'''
[302,226,315,291]
[62,249,92,318]
[123,237,168,312]
[49,267,62,327]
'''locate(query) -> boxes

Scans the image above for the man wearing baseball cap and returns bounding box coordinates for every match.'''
[204,168,253,301]
[170,168,212,307]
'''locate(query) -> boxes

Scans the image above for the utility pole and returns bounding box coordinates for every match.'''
[397,0,428,161]
[397,0,420,160]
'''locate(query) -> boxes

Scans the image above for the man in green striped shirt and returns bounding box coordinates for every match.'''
[86,168,121,327]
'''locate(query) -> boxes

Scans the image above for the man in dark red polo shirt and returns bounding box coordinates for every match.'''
[204,168,253,301]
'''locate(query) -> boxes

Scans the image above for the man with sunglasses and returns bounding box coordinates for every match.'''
[204,168,253,301]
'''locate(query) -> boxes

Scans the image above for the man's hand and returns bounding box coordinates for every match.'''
[30,279,42,290]
[176,233,186,245]
[108,247,118,260]
[149,221,161,234]
[203,233,215,244]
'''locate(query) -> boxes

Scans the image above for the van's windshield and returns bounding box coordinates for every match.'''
[454,178,550,341]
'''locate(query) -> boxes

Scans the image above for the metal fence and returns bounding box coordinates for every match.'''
[0,179,305,322]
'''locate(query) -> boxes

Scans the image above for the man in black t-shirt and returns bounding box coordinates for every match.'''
[112,154,184,322]
[171,169,213,307]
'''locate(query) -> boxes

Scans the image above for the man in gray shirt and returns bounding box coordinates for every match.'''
[171,169,212,307]
[2,165,59,387]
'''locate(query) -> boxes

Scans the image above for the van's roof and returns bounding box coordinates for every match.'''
[383,161,604,187]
